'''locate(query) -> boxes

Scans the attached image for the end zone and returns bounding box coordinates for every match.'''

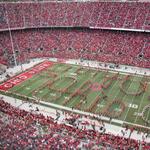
[0,61,53,91]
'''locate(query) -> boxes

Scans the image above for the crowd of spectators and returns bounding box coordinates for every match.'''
[0,1,150,149]
[0,28,149,68]
[0,2,150,30]
[0,97,150,149]
[0,1,149,68]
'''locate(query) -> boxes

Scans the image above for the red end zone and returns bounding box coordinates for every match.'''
[0,61,53,91]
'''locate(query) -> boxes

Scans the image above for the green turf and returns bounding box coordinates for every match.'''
[6,62,150,129]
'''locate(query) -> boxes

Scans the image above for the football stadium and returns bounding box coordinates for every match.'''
[0,1,150,149]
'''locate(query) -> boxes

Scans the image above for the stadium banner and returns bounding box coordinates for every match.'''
[0,61,53,91]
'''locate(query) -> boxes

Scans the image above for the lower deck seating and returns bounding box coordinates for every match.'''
[0,28,149,68]
[0,98,149,149]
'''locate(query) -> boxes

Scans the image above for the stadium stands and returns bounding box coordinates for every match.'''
[0,28,149,68]
[0,98,149,149]
[0,2,150,31]
[0,1,150,149]
[0,2,149,67]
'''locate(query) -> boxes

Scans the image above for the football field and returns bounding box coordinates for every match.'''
[0,61,150,130]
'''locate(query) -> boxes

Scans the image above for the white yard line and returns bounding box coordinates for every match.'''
[107,79,125,124]
[122,79,140,126]
[146,105,150,122]
[121,77,135,126]
[107,79,119,95]
[134,91,146,123]
[146,109,150,120]
[93,73,119,112]
[146,108,150,123]
[110,81,121,101]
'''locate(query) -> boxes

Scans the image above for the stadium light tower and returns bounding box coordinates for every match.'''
[5,5,17,66]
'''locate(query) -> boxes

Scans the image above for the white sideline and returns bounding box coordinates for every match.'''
[0,57,150,83]
[65,59,150,76]
[1,94,150,143]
